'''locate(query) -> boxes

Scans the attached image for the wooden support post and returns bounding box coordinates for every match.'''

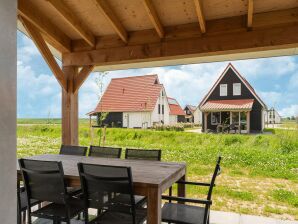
[204,112,208,132]
[62,66,79,145]
[247,111,250,134]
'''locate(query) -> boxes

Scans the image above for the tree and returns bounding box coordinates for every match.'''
[94,71,109,146]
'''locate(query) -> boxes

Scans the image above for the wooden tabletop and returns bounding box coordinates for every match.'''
[17,154,186,189]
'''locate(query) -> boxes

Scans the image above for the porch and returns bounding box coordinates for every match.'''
[201,100,253,134]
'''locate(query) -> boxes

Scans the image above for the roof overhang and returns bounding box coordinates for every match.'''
[200,99,254,112]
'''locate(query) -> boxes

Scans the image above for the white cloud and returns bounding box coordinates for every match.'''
[257,91,283,107]
[17,60,61,118]
[279,105,298,117]
[17,35,40,63]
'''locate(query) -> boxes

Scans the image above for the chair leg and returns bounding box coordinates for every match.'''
[22,211,26,224]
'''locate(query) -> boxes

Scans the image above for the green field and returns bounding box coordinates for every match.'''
[17,119,298,220]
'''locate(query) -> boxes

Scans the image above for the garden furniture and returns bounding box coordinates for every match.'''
[78,163,147,223]
[88,146,122,158]
[17,154,186,224]
[162,156,221,224]
[18,159,85,224]
[60,145,88,156]
[125,148,161,161]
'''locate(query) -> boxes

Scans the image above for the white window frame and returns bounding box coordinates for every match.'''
[220,84,227,96]
[233,83,241,96]
[211,112,221,125]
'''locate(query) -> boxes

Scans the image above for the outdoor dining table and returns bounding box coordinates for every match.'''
[17,154,186,224]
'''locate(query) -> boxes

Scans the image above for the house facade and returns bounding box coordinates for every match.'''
[168,97,185,124]
[199,63,267,133]
[184,105,196,122]
[193,107,202,125]
[264,107,281,124]
[88,75,171,128]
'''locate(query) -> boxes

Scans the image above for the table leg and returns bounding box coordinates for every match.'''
[147,186,161,224]
[177,175,186,203]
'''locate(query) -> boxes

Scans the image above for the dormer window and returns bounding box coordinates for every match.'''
[233,83,241,96]
[220,84,227,96]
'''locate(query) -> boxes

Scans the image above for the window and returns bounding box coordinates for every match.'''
[158,104,160,114]
[162,105,164,114]
[211,112,221,125]
[233,83,241,96]
[220,84,227,96]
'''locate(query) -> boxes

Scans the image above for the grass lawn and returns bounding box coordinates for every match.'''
[17,119,298,220]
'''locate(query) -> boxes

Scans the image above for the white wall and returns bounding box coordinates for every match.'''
[169,115,178,124]
[123,112,151,128]
[151,89,170,125]
[194,107,202,125]
[0,0,17,223]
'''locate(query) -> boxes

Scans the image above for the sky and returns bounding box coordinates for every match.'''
[17,31,298,118]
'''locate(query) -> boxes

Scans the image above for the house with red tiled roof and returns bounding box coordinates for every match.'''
[89,75,171,128]
[199,63,267,133]
[168,97,185,124]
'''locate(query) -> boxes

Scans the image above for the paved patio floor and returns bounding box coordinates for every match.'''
[33,210,298,224]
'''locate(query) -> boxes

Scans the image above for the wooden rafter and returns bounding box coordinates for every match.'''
[47,0,95,47]
[73,65,95,93]
[247,0,254,28]
[19,16,67,90]
[18,0,71,52]
[63,22,298,67]
[193,0,206,33]
[92,0,128,43]
[142,0,165,38]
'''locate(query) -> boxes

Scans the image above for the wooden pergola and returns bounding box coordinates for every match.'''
[0,0,296,223]
[16,0,298,146]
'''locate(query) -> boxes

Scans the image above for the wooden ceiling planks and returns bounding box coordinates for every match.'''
[17,0,298,62]
[47,0,95,47]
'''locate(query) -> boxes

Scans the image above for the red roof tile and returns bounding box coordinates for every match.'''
[168,97,185,115]
[91,75,163,113]
[201,99,254,111]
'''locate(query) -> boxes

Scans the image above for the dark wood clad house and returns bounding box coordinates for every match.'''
[184,105,196,123]
[199,63,267,133]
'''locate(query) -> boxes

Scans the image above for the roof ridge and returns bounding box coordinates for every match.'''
[111,74,158,80]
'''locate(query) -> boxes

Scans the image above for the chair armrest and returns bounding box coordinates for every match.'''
[176,180,214,187]
[162,195,212,205]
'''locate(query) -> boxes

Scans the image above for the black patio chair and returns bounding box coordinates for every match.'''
[88,145,122,158]
[17,185,41,224]
[78,163,147,224]
[60,144,88,156]
[162,156,222,224]
[18,159,84,224]
[125,148,161,161]
[59,145,88,196]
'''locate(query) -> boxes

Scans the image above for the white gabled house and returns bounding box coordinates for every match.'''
[88,75,171,128]
[264,107,282,124]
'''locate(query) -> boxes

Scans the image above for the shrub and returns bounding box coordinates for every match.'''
[153,124,184,132]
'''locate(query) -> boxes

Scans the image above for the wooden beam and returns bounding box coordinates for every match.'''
[247,0,254,28]
[92,0,128,43]
[47,0,95,47]
[18,0,71,52]
[193,0,206,33]
[73,65,95,93]
[62,66,78,145]
[142,0,165,38]
[20,16,67,90]
[62,22,298,67]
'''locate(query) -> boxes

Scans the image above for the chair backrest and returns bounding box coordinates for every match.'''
[60,144,87,156]
[88,146,122,158]
[18,159,67,204]
[125,148,161,161]
[78,163,136,216]
[207,156,221,201]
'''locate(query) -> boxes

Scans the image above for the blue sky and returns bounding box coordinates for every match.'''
[17,31,298,118]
